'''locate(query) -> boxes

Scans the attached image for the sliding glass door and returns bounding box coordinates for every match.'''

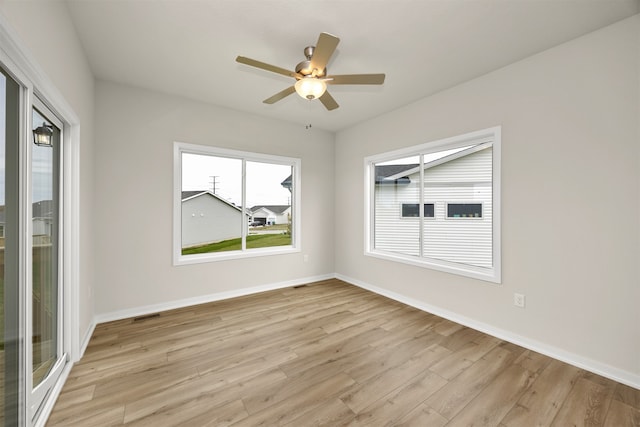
[0,63,67,425]
[29,101,64,420]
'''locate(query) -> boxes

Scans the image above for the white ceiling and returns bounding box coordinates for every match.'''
[65,0,639,132]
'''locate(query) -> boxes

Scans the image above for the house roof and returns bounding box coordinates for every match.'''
[181,190,207,201]
[250,205,290,215]
[182,190,244,213]
[375,164,419,182]
[281,175,292,191]
[375,143,492,185]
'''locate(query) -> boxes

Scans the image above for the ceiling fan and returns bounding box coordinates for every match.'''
[236,32,385,111]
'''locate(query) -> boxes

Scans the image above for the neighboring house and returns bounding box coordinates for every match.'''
[32,200,55,239]
[280,175,292,192]
[249,205,291,226]
[182,191,248,248]
[0,201,54,246]
[374,145,493,268]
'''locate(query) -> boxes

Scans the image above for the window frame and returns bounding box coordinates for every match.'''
[173,142,301,266]
[364,126,501,283]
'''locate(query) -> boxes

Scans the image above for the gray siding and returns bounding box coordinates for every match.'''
[374,147,493,268]
[182,195,243,247]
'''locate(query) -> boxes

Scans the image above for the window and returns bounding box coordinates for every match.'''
[402,203,435,218]
[174,142,300,265]
[365,127,501,283]
[447,203,482,218]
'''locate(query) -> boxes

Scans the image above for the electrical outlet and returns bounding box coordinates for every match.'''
[514,293,525,308]
[303,254,309,263]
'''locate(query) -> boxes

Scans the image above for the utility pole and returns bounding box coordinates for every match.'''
[209,175,220,194]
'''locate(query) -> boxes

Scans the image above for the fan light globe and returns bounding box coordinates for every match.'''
[295,77,326,100]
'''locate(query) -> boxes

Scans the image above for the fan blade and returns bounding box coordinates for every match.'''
[310,33,340,75]
[263,86,296,104]
[319,91,339,111]
[327,74,386,85]
[236,56,300,79]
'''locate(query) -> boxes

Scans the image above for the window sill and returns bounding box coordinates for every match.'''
[174,246,300,266]
[365,249,501,284]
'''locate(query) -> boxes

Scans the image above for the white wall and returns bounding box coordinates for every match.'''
[0,1,95,352]
[93,81,335,316]
[335,15,640,384]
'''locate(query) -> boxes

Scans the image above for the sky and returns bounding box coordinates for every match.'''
[182,153,292,208]
[375,145,474,166]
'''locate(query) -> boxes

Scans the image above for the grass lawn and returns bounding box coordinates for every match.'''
[182,233,291,255]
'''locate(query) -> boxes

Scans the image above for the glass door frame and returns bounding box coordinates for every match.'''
[26,97,66,421]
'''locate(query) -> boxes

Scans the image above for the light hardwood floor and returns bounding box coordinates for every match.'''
[47,279,640,426]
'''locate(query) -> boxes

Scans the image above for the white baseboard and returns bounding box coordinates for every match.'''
[335,273,640,391]
[94,273,335,324]
[86,271,638,391]
[78,321,97,361]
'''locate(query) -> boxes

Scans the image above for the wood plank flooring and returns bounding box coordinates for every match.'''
[46,279,640,426]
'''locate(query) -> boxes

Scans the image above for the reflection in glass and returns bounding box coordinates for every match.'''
[31,108,60,388]
[0,70,5,427]
[1,68,21,426]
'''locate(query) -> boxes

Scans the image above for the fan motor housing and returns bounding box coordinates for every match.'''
[296,46,327,77]
[295,60,327,77]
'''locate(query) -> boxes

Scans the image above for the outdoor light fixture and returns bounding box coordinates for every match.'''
[33,122,53,147]
[294,77,327,100]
